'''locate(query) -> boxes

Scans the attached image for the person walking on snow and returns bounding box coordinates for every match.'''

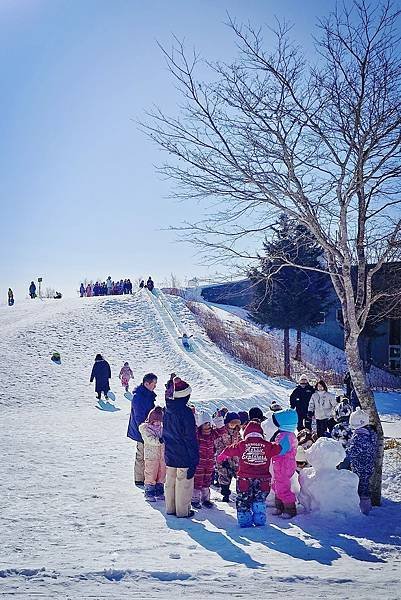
[138,406,166,502]
[90,354,112,400]
[127,373,157,486]
[163,377,199,518]
[217,420,283,527]
[79,283,85,297]
[8,288,14,306]
[119,362,134,392]
[191,411,225,509]
[29,281,36,299]
[290,374,315,431]
[270,409,298,518]
[307,379,337,437]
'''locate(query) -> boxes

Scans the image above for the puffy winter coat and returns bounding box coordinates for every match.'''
[138,422,165,461]
[215,426,241,483]
[217,432,281,480]
[163,398,199,469]
[308,390,337,420]
[196,427,224,474]
[348,426,378,479]
[127,384,156,443]
[290,384,315,417]
[90,359,111,394]
[119,365,133,385]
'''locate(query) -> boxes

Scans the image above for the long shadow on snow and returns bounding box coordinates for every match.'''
[150,498,399,567]
[149,503,264,569]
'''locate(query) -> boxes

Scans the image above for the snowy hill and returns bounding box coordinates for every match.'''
[1,291,401,598]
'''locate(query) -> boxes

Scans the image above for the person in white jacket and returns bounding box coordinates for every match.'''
[308,380,337,438]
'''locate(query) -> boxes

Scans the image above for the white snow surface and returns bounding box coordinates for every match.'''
[1,292,401,599]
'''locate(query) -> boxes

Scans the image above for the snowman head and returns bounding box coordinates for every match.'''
[306,437,345,470]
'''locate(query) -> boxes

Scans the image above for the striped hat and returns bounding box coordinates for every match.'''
[173,377,192,399]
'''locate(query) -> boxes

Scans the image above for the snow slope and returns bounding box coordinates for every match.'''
[1,293,401,599]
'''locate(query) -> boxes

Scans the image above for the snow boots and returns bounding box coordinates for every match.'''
[220,484,231,502]
[280,503,297,519]
[155,483,165,501]
[252,501,267,526]
[270,497,284,516]
[191,489,202,509]
[144,484,156,502]
[201,487,214,508]
[360,496,372,515]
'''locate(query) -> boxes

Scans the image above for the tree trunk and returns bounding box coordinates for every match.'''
[345,336,384,506]
[283,328,291,378]
[294,329,302,361]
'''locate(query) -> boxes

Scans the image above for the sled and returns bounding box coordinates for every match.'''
[106,390,116,402]
[124,391,133,401]
[96,399,121,412]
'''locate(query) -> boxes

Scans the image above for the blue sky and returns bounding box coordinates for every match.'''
[0,0,335,300]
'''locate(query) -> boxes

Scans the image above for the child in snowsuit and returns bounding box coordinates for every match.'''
[192,412,225,509]
[119,362,134,391]
[138,406,166,502]
[214,412,242,502]
[217,420,282,527]
[331,398,353,469]
[348,408,378,515]
[271,409,298,518]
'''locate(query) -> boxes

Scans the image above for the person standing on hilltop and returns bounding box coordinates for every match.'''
[29,281,36,299]
[90,354,112,400]
[146,277,154,292]
[8,288,14,306]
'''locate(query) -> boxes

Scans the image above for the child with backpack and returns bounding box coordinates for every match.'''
[217,420,282,527]
[119,362,134,392]
[138,406,166,502]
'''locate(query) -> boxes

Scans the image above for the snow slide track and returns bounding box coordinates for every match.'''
[148,289,249,395]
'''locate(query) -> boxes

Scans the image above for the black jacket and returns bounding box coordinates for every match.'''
[163,398,199,468]
[290,384,315,417]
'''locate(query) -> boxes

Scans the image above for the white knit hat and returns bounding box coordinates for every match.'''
[299,374,309,383]
[349,408,370,430]
[195,411,212,427]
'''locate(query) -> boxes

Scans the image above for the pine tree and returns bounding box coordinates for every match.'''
[250,214,332,377]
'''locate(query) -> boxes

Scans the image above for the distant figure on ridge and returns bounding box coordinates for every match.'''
[29,281,36,299]
[146,277,154,292]
[8,288,14,306]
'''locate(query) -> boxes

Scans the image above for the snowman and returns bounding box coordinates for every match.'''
[298,437,360,514]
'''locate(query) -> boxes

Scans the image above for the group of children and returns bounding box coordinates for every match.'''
[133,374,378,525]
[80,276,155,297]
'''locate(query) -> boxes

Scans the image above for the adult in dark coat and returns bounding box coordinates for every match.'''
[289,374,315,431]
[127,373,157,485]
[146,277,154,292]
[29,281,36,299]
[90,354,111,400]
[163,377,199,518]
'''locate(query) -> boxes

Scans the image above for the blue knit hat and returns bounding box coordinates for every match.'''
[272,409,298,432]
[224,411,241,426]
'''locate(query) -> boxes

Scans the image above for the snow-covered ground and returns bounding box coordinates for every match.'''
[1,292,401,598]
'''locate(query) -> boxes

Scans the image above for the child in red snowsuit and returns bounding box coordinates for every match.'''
[217,420,282,527]
[192,412,225,508]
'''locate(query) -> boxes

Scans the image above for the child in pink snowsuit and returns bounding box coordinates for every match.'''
[119,362,134,391]
[271,409,298,518]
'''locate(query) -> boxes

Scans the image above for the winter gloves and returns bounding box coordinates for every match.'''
[187,466,196,479]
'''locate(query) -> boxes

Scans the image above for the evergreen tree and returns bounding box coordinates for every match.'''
[250,214,332,376]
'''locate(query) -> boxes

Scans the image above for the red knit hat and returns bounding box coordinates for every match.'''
[147,406,164,423]
[244,420,264,438]
[173,377,192,399]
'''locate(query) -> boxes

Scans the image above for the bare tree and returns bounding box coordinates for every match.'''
[144,1,401,504]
